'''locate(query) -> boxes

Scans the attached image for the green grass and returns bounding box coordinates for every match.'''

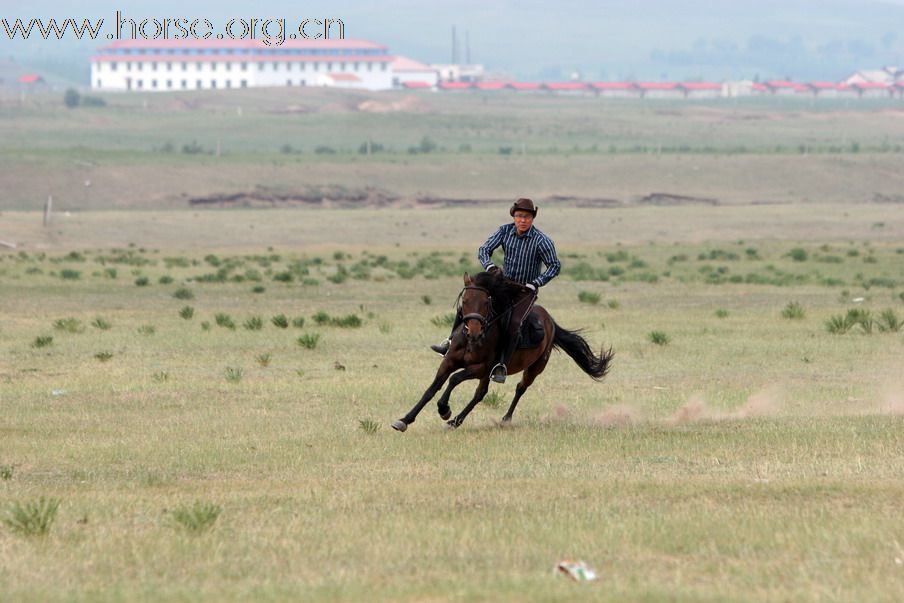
[2,206,904,600]
[2,497,61,537]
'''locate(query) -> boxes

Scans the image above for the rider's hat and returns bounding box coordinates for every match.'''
[510,197,538,217]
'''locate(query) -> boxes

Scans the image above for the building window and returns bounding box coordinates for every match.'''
[367,63,372,72]
[327,62,333,70]
[340,62,346,71]
[97,78,102,88]
[137,63,143,71]
[258,63,264,71]
[137,80,143,88]
[300,62,306,71]
[181,80,187,89]
[381,62,387,71]
[286,62,292,71]
[300,79,306,86]
[151,61,157,71]
[353,62,359,71]
[286,79,292,86]
[211,80,217,88]
[196,79,202,89]
[126,61,132,71]
[226,62,232,71]
[166,79,172,88]
[197,63,202,71]
[226,80,232,88]
[241,62,247,71]
[240,80,247,88]
[182,62,188,71]
[211,62,217,71]
[313,62,319,71]
[273,62,278,70]
[152,79,157,88]
[166,62,172,71]
[111,62,118,72]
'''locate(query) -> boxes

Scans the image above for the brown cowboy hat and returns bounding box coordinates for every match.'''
[510,197,538,217]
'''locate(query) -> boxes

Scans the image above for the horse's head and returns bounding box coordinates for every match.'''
[460,272,493,345]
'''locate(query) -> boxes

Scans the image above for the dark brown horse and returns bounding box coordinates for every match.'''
[392,271,613,431]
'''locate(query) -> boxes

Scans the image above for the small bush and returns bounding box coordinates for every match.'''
[224,367,244,382]
[2,497,61,536]
[179,306,194,320]
[292,317,306,328]
[273,271,293,283]
[32,335,53,348]
[158,275,174,285]
[788,248,808,262]
[482,390,503,408]
[378,322,392,334]
[782,301,805,319]
[297,333,320,349]
[137,325,156,336]
[312,311,331,325]
[271,314,289,328]
[331,314,362,328]
[91,317,112,330]
[171,501,221,533]
[607,300,620,310]
[878,309,902,332]
[358,419,380,434]
[256,353,272,367]
[173,287,194,300]
[94,351,113,362]
[0,465,13,480]
[215,313,236,330]
[578,291,601,305]
[421,295,432,305]
[134,276,149,287]
[104,267,117,279]
[431,313,456,328]
[200,321,211,331]
[715,309,729,318]
[648,331,670,345]
[60,269,81,280]
[243,316,264,330]
[152,371,169,383]
[53,317,84,333]
[252,285,266,294]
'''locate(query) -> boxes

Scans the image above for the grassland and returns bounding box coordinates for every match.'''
[2,206,904,602]
[1,90,904,601]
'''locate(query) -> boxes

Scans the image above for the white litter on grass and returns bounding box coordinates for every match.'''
[556,560,598,581]
[51,389,66,396]
[852,297,865,303]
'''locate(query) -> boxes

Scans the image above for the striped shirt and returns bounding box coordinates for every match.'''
[478,223,561,288]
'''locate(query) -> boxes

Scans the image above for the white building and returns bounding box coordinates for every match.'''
[90,38,396,92]
[430,63,485,83]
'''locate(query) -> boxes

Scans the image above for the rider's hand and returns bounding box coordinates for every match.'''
[525,283,537,293]
[487,266,501,275]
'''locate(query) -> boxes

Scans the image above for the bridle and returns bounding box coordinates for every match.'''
[458,286,494,330]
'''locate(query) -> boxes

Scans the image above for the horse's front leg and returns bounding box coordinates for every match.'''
[392,361,456,432]
[447,376,491,429]
[435,368,476,420]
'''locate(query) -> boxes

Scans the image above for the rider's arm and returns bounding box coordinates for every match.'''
[531,236,561,288]
[477,226,506,271]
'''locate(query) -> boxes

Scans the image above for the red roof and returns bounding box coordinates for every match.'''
[590,82,634,90]
[92,54,389,63]
[402,81,431,89]
[391,56,435,72]
[765,80,795,88]
[896,81,904,89]
[438,81,472,90]
[18,73,43,83]
[679,82,721,90]
[475,81,505,90]
[808,81,839,89]
[851,82,889,89]
[636,82,678,90]
[792,84,809,92]
[542,82,588,90]
[752,83,768,91]
[507,82,541,90]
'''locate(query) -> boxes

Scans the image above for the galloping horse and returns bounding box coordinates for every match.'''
[392,271,613,431]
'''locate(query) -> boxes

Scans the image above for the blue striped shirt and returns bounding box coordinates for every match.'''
[478,223,561,288]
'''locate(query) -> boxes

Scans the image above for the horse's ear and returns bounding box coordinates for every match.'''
[463,272,471,285]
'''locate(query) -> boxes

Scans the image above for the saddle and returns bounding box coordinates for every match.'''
[517,310,545,349]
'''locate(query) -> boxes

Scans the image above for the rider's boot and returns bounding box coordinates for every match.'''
[491,335,519,384]
[430,338,451,355]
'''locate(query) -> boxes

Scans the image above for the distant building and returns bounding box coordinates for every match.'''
[431,63,485,83]
[390,56,438,88]
[844,67,902,85]
[90,38,401,92]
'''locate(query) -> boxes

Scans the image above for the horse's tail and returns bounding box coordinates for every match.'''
[552,320,613,380]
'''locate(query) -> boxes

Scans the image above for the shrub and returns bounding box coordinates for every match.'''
[272,271,293,283]
[431,313,456,328]
[358,419,380,434]
[482,390,503,408]
[158,275,174,285]
[94,351,113,362]
[63,88,80,108]
[137,325,156,335]
[243,316,264,330]
[331,314,362,328]
[781,301,805,319]
[878,309,902,333]
[215,313,236,330]
[271,314,289,328]
[32,335,53,348]
[171,501,221,533]
[715,309,729,318]
[297,333,320,349]
[788,248,808,262]
[312,311,331,325]
[173,287,194,300]
[224,367,244,382]
[53,318,84,333]
[60,269,81,280]
[179,306,194,320]
[91,317,112,330]
[607,300,620,310]
[0,465,13,480]
[648,331,670,345]
[421,295,432,305]
[256,353,272,367]
[134,276,149,287]
[252,285,266,294]
[152,371,169,383]
[292,317,306,328]
[578,291,601,305]
[2,497,61,536]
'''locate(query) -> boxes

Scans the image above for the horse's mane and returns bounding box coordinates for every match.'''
[471,271,524,312]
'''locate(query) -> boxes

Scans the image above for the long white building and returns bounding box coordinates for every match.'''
[90,38,426,92]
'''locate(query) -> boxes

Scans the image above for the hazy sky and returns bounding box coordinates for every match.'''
[4,1,904,82]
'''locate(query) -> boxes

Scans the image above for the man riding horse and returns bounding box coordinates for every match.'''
[431,197,561,384]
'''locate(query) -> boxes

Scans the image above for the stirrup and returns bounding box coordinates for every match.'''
[430,339,450,355]
[491,363,507,383]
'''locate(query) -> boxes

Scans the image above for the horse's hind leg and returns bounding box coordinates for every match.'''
[502,354,549,424]
[448,377,491,429]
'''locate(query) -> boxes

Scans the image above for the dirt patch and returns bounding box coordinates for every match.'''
[872,193,904,204]
[188,186,400,208]
[357,95,431,113]
[636,192,720,206]
[544,195,622,208]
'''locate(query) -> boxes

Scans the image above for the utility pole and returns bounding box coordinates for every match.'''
[43,195,53,226]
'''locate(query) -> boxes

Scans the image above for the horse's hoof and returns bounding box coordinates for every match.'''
[391,420,408,432]
[440,409,451,421]
[500,416,512,426]
[445,420,459,430]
